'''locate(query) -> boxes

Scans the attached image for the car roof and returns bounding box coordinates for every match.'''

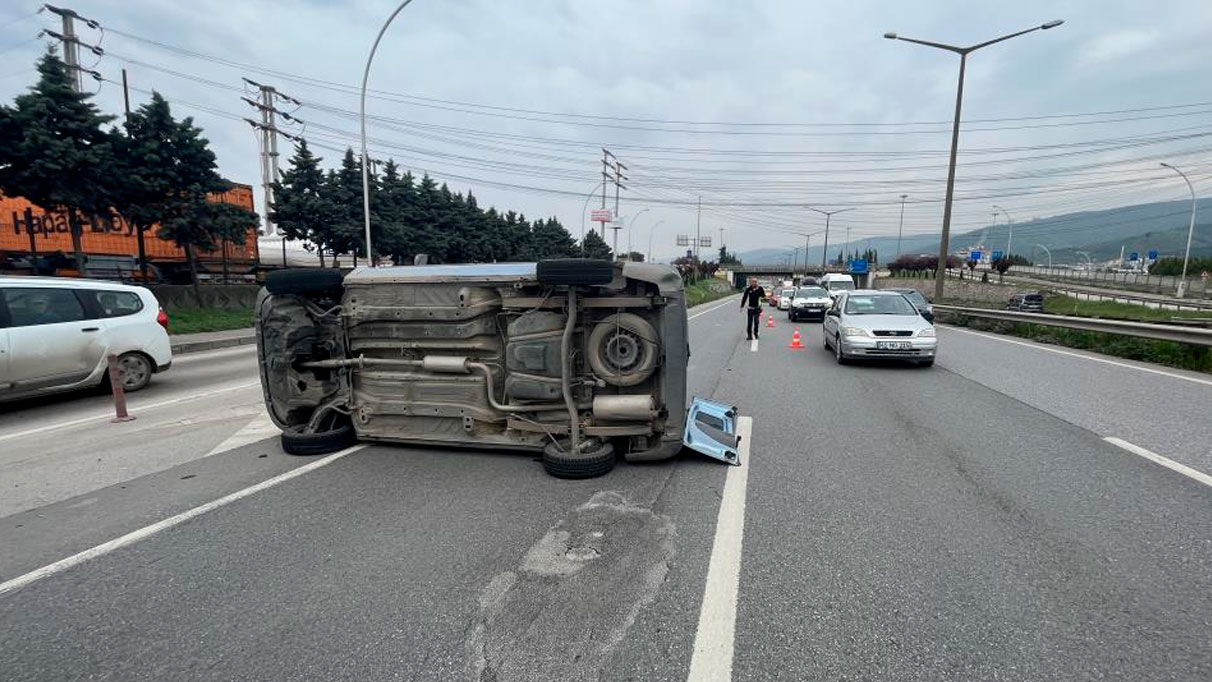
[0,276,144,292]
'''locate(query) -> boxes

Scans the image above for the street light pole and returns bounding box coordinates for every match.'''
[627,208,651,262]
[360,0,418,267]
[580,181,606,256]
[885,19,1064,300]
[1161,162,1198,298]
[896,194,907,259]
[807,206,854,269]
[646,220,664,263]
[1035,243,1052,268]
[993,204,1014,257]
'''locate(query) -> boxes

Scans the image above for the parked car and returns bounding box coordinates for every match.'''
[822,290,937,367]
[0,277,172,401]
[1007,293,1045,312]
[886,288,934,322]
[255,260,739,479]
[820,273,856,298]
[788,285,833,322]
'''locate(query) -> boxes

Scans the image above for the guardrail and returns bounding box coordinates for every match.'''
[933,305,1212,347]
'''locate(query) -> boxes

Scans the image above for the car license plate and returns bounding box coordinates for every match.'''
[876,341,911,350]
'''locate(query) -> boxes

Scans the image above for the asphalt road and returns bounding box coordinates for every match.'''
[3,300,1212,681]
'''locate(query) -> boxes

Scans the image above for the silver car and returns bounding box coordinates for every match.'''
[822,290,937,366]
[256,259,739,479]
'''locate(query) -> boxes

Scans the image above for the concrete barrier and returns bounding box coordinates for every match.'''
[148,284,260,310]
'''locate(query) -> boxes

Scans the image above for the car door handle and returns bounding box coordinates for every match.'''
[81,327,100,332]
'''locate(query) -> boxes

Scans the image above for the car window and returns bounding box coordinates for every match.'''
[1024,294,1043,303]
[827,281,855,291]
[797,287,827,297]
[3,287,86,327]
[844,294,917,315]
[898,291,927,306]
[87,290,144,318]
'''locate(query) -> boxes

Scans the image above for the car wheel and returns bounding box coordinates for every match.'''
[280,421,357,456]
[823,330,832,349]
[587,313,660,387]
[114,352,153,392]
[918,359,935,368]
[542,438,616,479]
[537,258,614,286]
[834,334,849,365]
[265,268,345,297]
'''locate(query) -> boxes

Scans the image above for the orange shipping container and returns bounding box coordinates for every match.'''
[0,184,260,264]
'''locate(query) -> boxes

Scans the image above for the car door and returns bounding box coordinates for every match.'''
[0,295,11,395]
[823,294,843,336]
[2,287,107,391]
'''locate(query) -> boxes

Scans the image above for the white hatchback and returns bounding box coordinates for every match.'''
[0,277,172,400]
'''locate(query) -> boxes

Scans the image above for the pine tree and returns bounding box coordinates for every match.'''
[0,48,118,276]
[531,217,577,258]
[206,200,260,283]
[271,140,334,266]
[580,230,613,260]
[112,92,224,282]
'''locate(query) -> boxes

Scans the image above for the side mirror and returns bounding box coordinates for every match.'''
[827,309,839,317]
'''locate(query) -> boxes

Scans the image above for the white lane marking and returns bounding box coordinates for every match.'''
[749,339,758,353]
[688,296,739,321]
[941,325,1212,388]
[204,411,281,457]
[0,381,262,445]
[0,444,366,597]
[687,415,753,682]
[1104,437,1212,489]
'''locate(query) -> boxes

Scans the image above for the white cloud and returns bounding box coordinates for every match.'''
[1076,29,1160,67]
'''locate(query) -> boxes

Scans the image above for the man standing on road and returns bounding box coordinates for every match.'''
[740,277,766,340]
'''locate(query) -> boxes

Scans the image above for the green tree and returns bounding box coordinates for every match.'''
[718,245,742,266]
[271,140,335,266]
[329,149,365,266]
[206,200,260,283]
[531,217,577,258]
[112,92,224,282]
[627,251,646,262]
[0,48,118,276]
[580,229,613,260]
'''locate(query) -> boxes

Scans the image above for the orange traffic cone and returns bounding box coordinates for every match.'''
[766,314,776,328]
[788,328,805,350]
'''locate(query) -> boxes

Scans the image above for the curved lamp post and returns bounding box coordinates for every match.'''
[993,204,1014,256]
[884,19,1063,299]
[1034,243,1052,269]
[579,181,606,254]
[1161,162,1198,298]
[627,208,651,261]
[360,0,418,267]
[646,220,665,262]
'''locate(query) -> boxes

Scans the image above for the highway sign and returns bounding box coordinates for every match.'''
[849,259,869,274]
[591,209,612,223]
[676,234,691,246]
[969,251,982,261]
[1129,252,1139,261]
[1148,250,1159,260]
[991,250,1004,261]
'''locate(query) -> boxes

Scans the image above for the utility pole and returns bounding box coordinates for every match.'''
[803,232,811,272]
[243,79,301,267]
[695,196,702,263]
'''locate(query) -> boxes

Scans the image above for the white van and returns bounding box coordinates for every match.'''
[0,277,172,401]
[819,273,856,298]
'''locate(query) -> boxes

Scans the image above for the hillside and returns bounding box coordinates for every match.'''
[737,197,1212,265]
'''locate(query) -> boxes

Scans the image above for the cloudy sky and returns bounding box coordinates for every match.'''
[2,0,1211,261]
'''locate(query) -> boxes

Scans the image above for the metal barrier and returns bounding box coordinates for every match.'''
[933,305,1212,347]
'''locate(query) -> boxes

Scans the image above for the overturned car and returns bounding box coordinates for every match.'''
[256,259,738,478]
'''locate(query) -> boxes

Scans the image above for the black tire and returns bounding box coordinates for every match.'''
[537,258,614,286]
[265,269,345,297]
[823,331,832,349]
[280,422,357,456]
[918,359,935,368]
[113,352,153,392]
[834,334,849,365]
[543,439,616,479]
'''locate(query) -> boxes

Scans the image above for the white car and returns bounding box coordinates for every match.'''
[820,273,856,299]
[822,290,937,367]
[776,287,794,311]
[0,277,172,400]
[788,285,833,322]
